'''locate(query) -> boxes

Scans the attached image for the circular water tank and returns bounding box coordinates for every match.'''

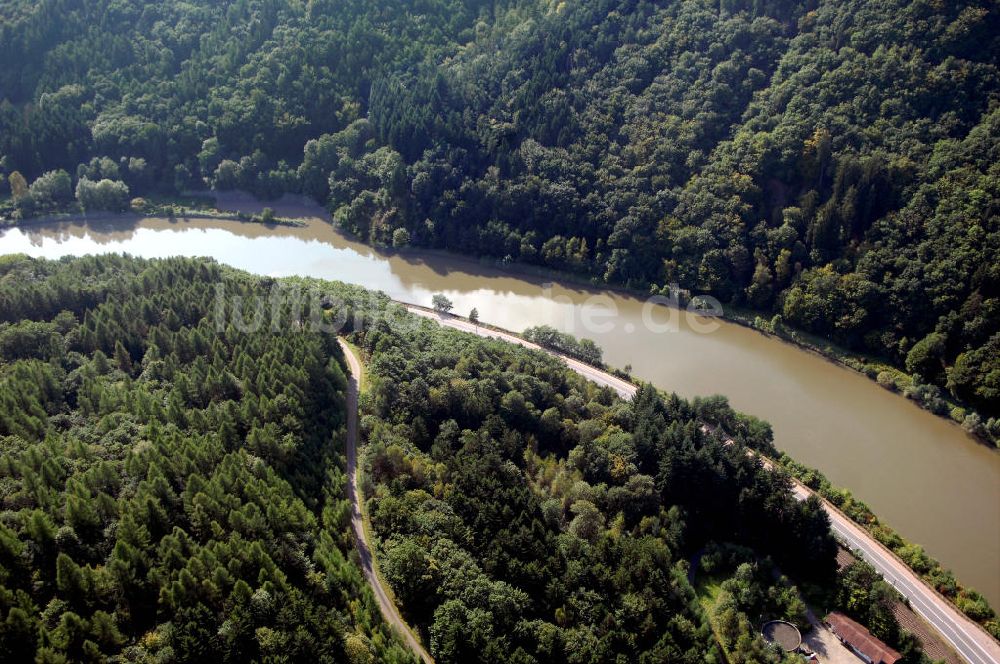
[761,620,802,652]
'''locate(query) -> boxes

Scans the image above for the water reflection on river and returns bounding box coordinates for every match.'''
[2,197,998,605]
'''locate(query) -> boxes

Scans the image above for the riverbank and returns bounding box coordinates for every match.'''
[0,193,306,229]
[459,252,999,450]
[4,202,996,607]
[778,453,1000,641]
[724,307,999,449]
[413,304,1000,658]
[331,214,999,450]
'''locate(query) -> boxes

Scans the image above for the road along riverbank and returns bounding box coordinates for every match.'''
[2,209,996,607]
[407,307,1000,664]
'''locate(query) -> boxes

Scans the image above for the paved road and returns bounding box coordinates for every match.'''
[338,340,434,664]
[406,307,636,398]
[407,307,1000,664]
[792,479,1000,664]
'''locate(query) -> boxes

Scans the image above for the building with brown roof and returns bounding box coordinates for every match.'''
[824,612,902,664]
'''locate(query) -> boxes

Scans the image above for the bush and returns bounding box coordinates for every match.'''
[962,413,984,437]
[986,418,1000,440]
[28,170,73,211]
[523,325,603,366]
[875,370,896,389]
[956,590,996,622]
[75,178,130,212]
[392,227,410,248]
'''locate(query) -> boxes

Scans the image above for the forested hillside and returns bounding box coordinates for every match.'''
[0,255,416,662]
[348,308,840,662]
[0,255,955,662]
[1,1,997,418]
[342,299,950,662]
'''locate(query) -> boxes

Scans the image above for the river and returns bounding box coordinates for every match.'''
[2,194,998,606]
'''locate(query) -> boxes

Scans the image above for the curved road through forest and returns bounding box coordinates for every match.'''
[338,340,434,664]
[406,306,1000,664]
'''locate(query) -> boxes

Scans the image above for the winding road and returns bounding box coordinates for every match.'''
[406,307,1000,664]
[338,340,434,664]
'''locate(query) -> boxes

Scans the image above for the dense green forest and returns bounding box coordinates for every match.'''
[1,0,998,425]
[343,297,944,662]
[0,255,948,662]
[0,255,418,662]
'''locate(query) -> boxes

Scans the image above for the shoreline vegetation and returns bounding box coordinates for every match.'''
[4,195,995,449]
[0,193,305,229]
[496,256,1000,450]
[424,306,1000,641]
[778,454,1000,641]
[3,202,997,629]
[732,310,999,449]
[488,256,1000,451]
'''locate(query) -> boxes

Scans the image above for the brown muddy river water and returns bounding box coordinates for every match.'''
[2,195,998,605]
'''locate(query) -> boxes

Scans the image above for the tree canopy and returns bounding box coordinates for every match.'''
[0,254,955,662]
[349,295,839,663]
[1,0,996,420]
[0,255,417,663]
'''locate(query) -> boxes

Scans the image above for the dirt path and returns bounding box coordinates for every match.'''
[339,340,434,664]
[801,612,863,664]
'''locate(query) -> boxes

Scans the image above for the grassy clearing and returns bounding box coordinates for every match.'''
[694,574,732,663]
